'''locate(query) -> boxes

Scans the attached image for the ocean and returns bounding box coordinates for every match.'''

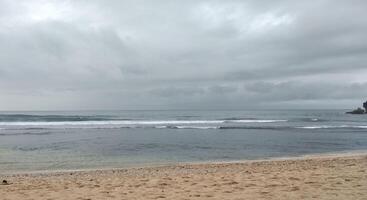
[0,110,366,173]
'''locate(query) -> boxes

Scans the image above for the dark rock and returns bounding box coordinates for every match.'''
[2,180,8,185]
[347,100,367,114]
[346,107,365,114]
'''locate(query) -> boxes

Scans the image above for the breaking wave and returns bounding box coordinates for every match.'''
[297,125,367,129]
[0,119,287,126]
[1,114,365,132]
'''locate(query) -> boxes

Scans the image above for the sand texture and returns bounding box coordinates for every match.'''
[1,154,367,200]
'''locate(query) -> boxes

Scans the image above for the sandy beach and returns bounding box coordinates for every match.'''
[1,153,366,200]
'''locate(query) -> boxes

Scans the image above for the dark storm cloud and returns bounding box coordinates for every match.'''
[0,0,366,110]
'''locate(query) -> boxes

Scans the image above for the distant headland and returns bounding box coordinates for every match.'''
[346,101,367,114]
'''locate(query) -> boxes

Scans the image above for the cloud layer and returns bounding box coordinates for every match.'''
[0,0,366,110]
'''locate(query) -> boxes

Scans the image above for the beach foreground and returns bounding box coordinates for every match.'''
[1,154,366,200]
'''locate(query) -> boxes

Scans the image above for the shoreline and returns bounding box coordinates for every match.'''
[1,151,366,199]
[2,149,367,176]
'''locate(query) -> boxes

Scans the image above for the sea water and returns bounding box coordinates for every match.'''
[0,110,366,173]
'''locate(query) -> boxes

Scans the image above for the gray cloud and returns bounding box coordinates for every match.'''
[245,81,367,101]
[0,0,366,110]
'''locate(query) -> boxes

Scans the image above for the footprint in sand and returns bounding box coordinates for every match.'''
[289,186,300,191]
[288,177,300,181]
[244,183,257,187]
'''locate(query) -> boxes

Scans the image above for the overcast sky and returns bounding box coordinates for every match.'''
[0,0,366,110]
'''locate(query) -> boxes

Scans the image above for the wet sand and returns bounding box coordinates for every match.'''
[1,153,366,200]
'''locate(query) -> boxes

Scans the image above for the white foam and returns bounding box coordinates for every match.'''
[228,119,287,123]
[0,119,286,127]
[0,120,223,126]
[174,126,219,129]
[298,125,367,129]
[154,126,168,129]
[297,125,328,129]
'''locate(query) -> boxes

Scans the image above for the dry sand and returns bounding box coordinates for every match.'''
[1,154,366,200]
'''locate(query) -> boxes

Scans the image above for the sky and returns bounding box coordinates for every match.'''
[0,0,366,110]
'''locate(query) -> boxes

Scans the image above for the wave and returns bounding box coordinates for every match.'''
[146,124,366,130]
[289,118,328,123]
[297,125,367,129]
[219,126,288,130]
[221,117,256,120]
[158,126,219,129]
[0,132,52,136]
[0,119,287,126]
[1,124,367,133]
[0,125,286,131]
[0,114,122,122]
[222,117,288,122]
[0,120,222,126]
[226,119,287,123]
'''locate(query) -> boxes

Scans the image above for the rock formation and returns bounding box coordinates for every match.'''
[346,107,365,114]
[346,101,367,114]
